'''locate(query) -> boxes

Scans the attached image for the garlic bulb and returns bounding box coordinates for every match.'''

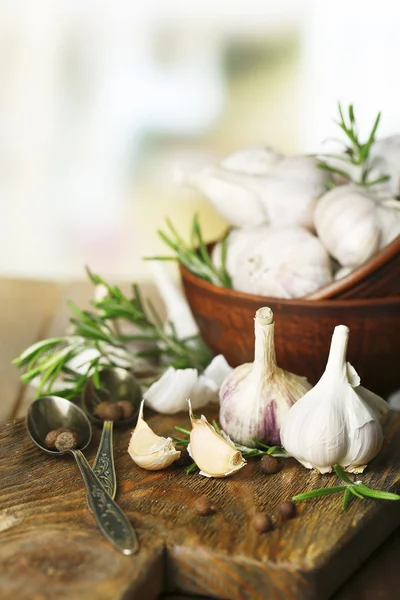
[184,149,328,230]
[219,307,312,446]
[214,226,332,299]
[220,145,282,175]
[281,325,389,474]
[187,400,246,477]
[143,355,233,414]
[128,400,180,470]
[314,185,400,267]
[186,164,268,229]
[369,135,400,197]
[255,155,329,231]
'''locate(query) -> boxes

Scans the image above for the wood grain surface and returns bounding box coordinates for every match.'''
[0,407,399,600]
[0,279,399,600]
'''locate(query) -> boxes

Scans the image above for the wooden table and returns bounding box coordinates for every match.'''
[0,278,399,600]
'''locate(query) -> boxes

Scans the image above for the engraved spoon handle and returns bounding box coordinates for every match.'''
[92,420,116,499]
[72,449,138,555]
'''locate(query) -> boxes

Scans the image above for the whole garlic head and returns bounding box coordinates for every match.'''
[314,184,400,267]
[128,401,180,470]
[214,226,332,299]
[281,325,389,474]
[183,148,328,230]
[219,307,312,446]
[369,135,400,197]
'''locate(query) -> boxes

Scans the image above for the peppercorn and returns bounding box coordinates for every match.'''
[251,512,273,533]
[116,400,135,420]
[45,427,71,450]
[278,500,296,519]
[94,401,123,422]
[174,447,191,467]
[54,431,80,452]
[194,495,216,516]
[259,454,282,474]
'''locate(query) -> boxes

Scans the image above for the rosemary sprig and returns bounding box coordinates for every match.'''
[172,421,289,474]
[318,102,390,187]
[13,269,212,400]
[293,464,400,511]
[146,215,233,289]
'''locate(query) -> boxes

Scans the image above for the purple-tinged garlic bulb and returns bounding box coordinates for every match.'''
[219,307,311,446]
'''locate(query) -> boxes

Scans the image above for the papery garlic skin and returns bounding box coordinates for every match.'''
[219,307,312,446]
[143,367,198,414]
[187,401,246,478]
[314,185,400,267]
[281,325,387,474]
[128,400,180,470]
[143,355,233,415]
[214,226,332,299]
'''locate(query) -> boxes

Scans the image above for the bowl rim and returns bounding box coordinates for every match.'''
[179,261,400,308]
[304,234,400,299]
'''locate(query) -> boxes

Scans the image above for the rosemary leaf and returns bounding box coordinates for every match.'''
[293,486,347,501]
[342,488,352,511]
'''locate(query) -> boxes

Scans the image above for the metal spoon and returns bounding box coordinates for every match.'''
[82,368,142,499]
[26,395,138,555]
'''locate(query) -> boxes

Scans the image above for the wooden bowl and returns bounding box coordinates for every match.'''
[180,264,400,397]
[304,235,400,299]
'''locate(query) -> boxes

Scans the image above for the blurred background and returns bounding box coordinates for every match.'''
[1,0,400,282]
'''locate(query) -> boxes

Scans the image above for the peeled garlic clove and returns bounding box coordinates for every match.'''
[128,400,180,470]
[187,401,246,478]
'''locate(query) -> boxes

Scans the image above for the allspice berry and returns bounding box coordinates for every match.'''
[278,500,296,519]
[251,512,273,533]
[45,427,71,450]
[194,495,215,516]
[94,401,123,422]
[54,431,80,452]
[260,454,282,474]
[174,447,191,467]
[116,400,135,420]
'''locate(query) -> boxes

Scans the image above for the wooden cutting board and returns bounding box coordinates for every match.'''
[0,407,399,600]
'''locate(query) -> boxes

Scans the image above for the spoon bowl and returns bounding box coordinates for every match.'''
[83,367,142,427]
[27,395,91,455]
[26,395,138,555]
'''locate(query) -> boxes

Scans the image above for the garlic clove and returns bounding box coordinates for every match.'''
[143,366,198,414]
[128,400,180,470]
[187,401,246,478]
